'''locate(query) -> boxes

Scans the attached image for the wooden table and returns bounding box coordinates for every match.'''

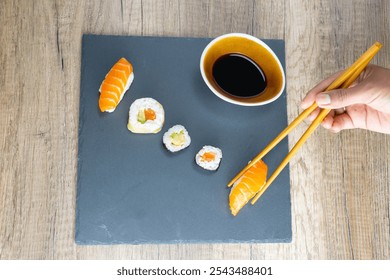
[1,0,389,260]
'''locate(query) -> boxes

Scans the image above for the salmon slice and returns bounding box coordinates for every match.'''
[229,159,268,216]
[108,69,127,86]
[103,76,125,94]
[99,91,119,104]
[114,59,132,76]
[99,57,134,113]
[100,83,121,101]
[144,108,156,121]
[99,97,117,113]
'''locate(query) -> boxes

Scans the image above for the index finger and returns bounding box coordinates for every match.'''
[301,70,343,109]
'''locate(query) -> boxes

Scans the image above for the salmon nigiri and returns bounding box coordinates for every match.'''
[229,159,268,216]
[99,57,134,113]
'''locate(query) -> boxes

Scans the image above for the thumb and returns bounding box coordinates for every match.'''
[315,84,368,109]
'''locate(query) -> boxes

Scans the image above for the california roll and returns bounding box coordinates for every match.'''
[127,98,165,134]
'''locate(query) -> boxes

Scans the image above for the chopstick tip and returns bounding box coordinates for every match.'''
[374,41,382,49]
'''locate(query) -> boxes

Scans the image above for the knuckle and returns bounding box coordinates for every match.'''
[335,89,349,104]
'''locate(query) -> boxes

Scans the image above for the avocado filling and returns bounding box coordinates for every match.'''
[170,130,185,146]
[137,108,156,124]
[137,109,146,124]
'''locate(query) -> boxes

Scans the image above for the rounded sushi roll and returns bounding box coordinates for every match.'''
[127,98,165,134]
[163,125,191,152]
[195,145,222,171]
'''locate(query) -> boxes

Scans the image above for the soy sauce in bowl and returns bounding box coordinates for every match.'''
[212,53,267,98]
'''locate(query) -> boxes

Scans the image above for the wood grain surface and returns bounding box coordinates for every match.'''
[0,0,389,259]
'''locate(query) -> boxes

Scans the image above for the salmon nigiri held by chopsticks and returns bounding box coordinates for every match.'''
[99,57,134,113]
[229,159,268,216]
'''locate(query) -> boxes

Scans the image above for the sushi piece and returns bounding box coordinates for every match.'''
[195,146,222,171]
[127,97,165,134]
[163,125,191,152]
[99,57,134,113]
[229,159,268,216]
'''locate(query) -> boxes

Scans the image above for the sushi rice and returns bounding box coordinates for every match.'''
[127,97,165,134]
[195,145,222,171]
[163,125,191,152]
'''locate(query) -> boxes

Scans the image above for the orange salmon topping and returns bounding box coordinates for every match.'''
[99,57,133,112]
[144,108,156,121]
[202,152,216,162]
[229,159,268,216]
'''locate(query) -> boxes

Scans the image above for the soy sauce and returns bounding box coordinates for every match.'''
[212,53,267,98]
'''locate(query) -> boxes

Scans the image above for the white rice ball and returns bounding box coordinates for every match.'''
[195,145,223,171]
[163,125,191,152]
[127,98,165,134]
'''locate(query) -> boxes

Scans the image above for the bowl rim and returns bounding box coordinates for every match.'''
[200,33,286,106]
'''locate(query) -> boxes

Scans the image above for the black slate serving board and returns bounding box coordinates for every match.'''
[76,34,291,244]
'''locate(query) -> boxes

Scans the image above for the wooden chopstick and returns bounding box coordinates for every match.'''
[227,42,382,188]
[250,42,382,205]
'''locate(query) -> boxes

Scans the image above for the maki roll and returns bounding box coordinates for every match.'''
[163,125,191,152]
[127,98,165,134]
[195,145,222,171]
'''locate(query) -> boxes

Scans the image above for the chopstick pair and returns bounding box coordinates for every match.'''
[228,42,383,205]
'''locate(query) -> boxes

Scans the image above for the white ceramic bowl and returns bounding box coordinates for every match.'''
[200,33,285,106]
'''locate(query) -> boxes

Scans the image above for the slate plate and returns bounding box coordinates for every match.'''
[76,34,291,244]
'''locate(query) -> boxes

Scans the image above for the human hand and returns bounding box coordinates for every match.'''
[300,64,390,134]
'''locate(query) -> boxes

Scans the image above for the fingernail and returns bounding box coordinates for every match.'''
[316,94,331,105]
[322,121,331,129]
